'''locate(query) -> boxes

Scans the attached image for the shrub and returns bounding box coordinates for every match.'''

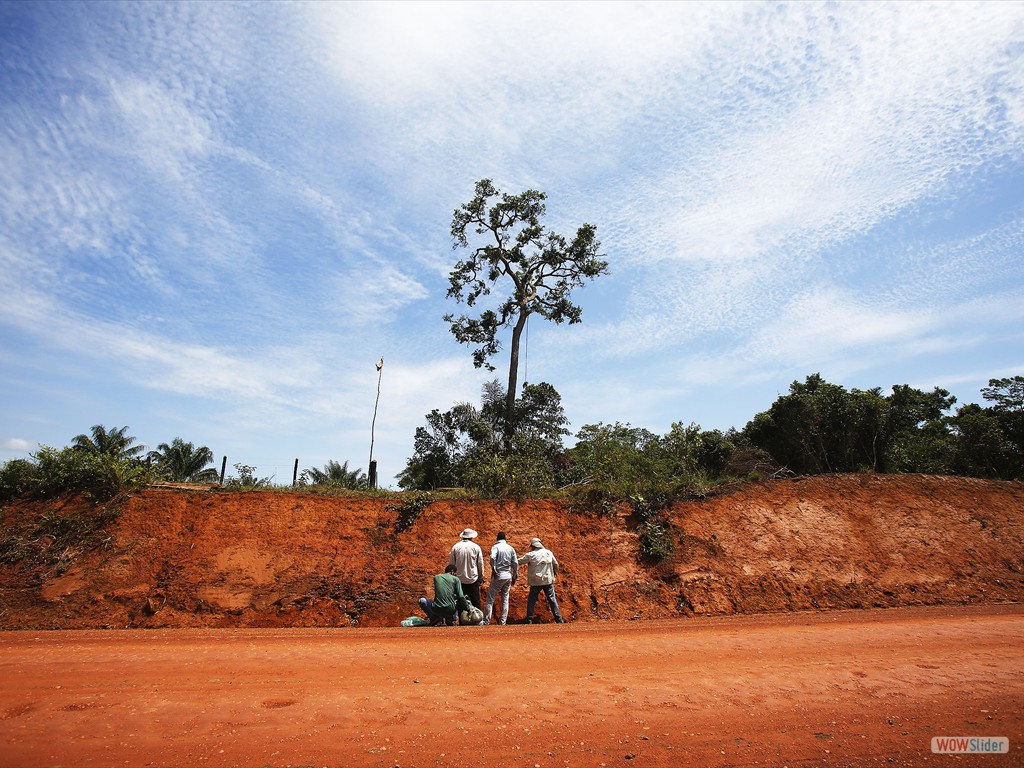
[565,485,621,518]
[11,446,154,501]
[223,463,273,488]
[388,494,435,533]
[637,520,676,562]
[628,484,680,563]
[0,459,40,502]
[463,451,553,498]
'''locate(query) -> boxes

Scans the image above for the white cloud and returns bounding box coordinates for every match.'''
[2,0,1023,481]
[109,76,213,179]
[332,261,430,325]
[597,1,1024,346]
[745,287,934,367]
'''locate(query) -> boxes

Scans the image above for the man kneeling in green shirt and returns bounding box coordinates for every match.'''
[418,565,471,626]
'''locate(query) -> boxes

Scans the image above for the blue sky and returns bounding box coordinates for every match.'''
[2,1,1023,485]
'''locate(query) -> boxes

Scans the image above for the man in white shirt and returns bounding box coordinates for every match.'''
[517,537,566,624]
[449,527,485,611]
[483,532,518,625]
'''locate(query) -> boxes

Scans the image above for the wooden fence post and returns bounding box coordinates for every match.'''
[293,458,299,486]
[220,456,227,485]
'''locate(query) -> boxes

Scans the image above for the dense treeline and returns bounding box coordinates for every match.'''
[745,374,1023,478]
[399,374,1024,496]
[2,374,1021,505]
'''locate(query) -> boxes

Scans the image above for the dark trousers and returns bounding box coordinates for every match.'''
[462,581,482,610]
[418,597,456,625]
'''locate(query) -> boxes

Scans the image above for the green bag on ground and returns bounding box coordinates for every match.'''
[400,616,430,627]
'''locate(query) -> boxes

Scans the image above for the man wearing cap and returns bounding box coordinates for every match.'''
[449,527,486,611]
[517,537,566,624]
[483,532,518,625]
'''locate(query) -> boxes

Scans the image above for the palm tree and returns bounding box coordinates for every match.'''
[147,439,218,482]
[304,460,367,489]
[72,425,145,459]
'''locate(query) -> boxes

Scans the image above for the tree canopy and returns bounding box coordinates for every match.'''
[445,179,607,439]
[303,460,367,489]
[147,439,218,483]
[72,425,145,460]
[398,380,570,494]
[981,376,1024,412]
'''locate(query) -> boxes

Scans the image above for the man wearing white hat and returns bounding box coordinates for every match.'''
[517,536,566,624]
[449,527,485,611]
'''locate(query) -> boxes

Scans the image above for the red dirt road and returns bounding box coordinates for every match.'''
[1,606,1020,768]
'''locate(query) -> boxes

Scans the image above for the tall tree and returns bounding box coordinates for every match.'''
[147,439,218,482]
[978,375,1024,476]
[72,425,144,460]
[980,376,1024,412]
[445,179,607,439]
[949,404,1021,479]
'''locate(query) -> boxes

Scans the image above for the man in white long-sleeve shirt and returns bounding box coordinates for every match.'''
[483,532,518,625]
[517,537,566,624]
[449,527,485,611]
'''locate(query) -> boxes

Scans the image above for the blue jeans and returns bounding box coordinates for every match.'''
[418,597,456,625]
[526,583,562,622]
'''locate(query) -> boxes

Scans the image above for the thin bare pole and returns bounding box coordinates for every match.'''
[369,357,384,488]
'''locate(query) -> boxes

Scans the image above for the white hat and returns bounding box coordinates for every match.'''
[460,528,478,539]
[530,537,543,549]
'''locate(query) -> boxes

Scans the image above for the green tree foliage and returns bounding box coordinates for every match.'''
[0,459,41,501]
[398,403,481,491]
[445,179,608,439]
[980,376,1024,471]
[948,404,1022,479]
[462,433,558,498]
[560,422,661,495]
[560,421,737,512]
[72,424,145,460]
[12,445,153,500]
[398,380,569,491]
[880,385,959,474]
[743,374,957,475]
[981,376,1024,411]
[1,425,155,501]
[147,438,218,483]
[658,422,736,480]
[398,371,1024,498]
[742,373,1023,480]
[506,381,571,451]
[302,459,367,489]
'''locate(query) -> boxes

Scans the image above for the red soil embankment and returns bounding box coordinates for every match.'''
[1,473,1022,629]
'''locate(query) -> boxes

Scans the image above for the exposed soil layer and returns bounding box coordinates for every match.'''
[1,606,1021,767]
[1,473,1022,629]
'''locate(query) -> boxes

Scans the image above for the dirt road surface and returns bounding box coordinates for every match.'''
[1,605,1020,768]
